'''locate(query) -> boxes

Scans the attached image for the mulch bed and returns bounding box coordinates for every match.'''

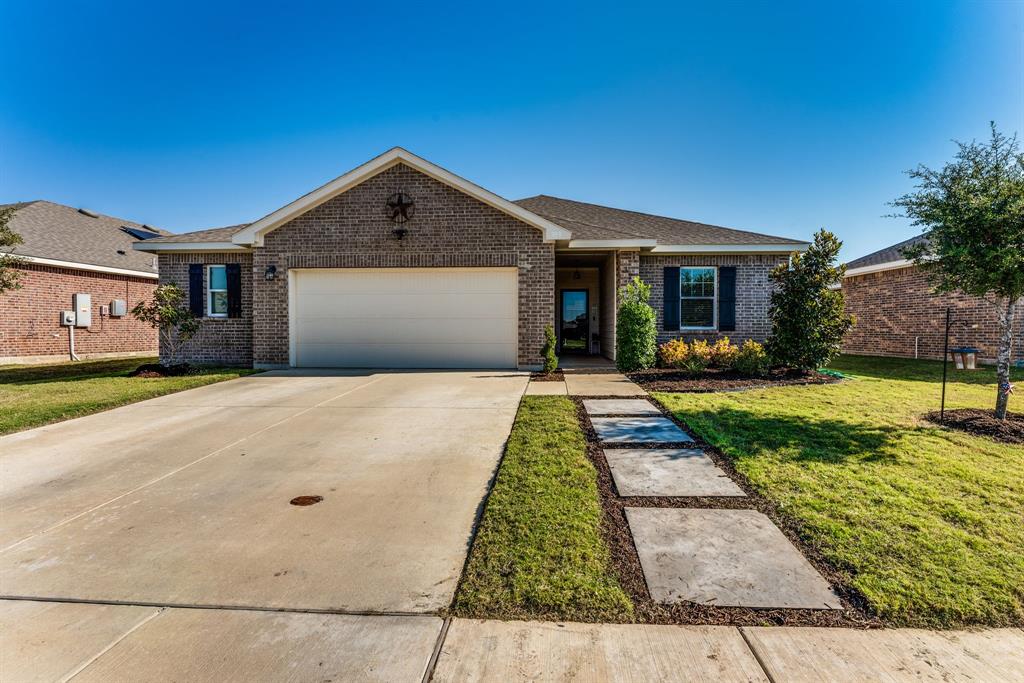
[628,367,841,393]
[924,408,1024,445]
[129,363,196,378]
[572,395,880,628]
[530,369,565,382]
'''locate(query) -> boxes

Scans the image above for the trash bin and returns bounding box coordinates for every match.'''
[950,347,979,370]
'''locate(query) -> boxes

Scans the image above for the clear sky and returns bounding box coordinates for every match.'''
[2,0,1021,261]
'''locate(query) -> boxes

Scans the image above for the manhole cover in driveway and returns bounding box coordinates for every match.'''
[290,495,323,506]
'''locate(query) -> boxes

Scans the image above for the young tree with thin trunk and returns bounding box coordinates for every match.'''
[893,123,1023,420]
[132,284,202,366]
[0,206,24,294]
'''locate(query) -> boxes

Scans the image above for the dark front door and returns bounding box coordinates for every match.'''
[559,289,590,354]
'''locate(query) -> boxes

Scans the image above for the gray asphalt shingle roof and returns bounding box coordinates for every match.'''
[1,201,169,274]
[514,195,807,246]
[141,224,248,243]
[846,234,928,270]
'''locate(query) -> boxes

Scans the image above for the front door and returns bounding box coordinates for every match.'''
[559,289,589,354]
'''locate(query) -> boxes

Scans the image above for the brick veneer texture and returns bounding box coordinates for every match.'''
[157,253,254,366]
[842,265,1023,364]
[640,254,786,346]
[0,263,157,362]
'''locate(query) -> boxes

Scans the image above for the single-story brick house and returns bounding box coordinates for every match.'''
[135,148,808,369]
[0,201,167,364]
[842,235,1023,364]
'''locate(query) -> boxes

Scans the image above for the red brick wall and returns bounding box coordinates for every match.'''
[641,254,787,346]
[0,263,158,362]
[842,265,1024,364]
[251,162,555,368]
[157,253,254,366]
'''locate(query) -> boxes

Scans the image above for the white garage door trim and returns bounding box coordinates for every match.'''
[288,267,519,369]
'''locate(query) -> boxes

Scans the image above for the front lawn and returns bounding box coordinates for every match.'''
[654,355,1024,628]
[0,357,258,435]
[452,396,634,622]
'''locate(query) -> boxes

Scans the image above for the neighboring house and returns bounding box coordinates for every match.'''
[135,148,808,370]
[842,235,1023,364]
[0,201,168,364]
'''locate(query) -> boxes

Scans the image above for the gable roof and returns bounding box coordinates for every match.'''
[514,195,808,251]
[2,200,168,276]
[846,234,928,270]
[228,147,571,247]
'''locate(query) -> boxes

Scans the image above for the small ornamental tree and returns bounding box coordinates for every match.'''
[892,123,1024,419]
[766,229,854,371]
[0,205,25,294]
[541,324,558,373]
[615,276,657,371]
[132,284,202,366]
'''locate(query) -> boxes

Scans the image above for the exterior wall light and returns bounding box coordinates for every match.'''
[265,265,277,281]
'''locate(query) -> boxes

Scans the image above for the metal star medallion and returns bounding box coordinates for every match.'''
[385,192,415,224]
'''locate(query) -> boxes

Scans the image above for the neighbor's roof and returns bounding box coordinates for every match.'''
[1,200,169,275]
[846,234,928,271]
[514,195,807,247]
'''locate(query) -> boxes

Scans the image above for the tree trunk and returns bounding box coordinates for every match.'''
[994,297,1017,420]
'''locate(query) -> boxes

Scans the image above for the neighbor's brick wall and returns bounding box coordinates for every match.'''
[252,162,555,368]
[0,263,157,362]
[157,253,253,366]
[842,265,1023,364]
[640,254,786,346]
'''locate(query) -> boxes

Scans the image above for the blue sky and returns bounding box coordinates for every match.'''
[1,1,1021,260]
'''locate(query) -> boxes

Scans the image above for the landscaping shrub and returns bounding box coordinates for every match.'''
[733,339,769,376]
[682,339,713,375]
[766,229,853,371]
[541,325,558,373]
[709,337,738,369]
[659,338,688,368]
[615,277,657,372]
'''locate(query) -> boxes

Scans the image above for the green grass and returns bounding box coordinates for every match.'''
[654,355,1024,628]
[452,396,634,622]
[0,357,258,435]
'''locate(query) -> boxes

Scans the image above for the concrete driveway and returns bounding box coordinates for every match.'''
[0,369,527,613]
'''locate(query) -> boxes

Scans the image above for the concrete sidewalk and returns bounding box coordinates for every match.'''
[4,599,1023,681]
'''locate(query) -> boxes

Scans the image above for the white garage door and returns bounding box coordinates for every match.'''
[290,268,518,368]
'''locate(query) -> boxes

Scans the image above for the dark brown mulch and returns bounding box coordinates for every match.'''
[628,367,840,393]
[572,395,880,628]
[924,408,1024,445]
[530,369,565,382]
[129,363,195,378]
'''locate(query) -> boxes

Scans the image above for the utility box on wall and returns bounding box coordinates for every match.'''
[73,293,91,327]
[110,299,127,317]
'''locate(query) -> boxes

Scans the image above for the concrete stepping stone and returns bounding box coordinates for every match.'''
[626,508,842,610]
[591,417,692,443]
[583,399,660,416]
[605,449,745,497]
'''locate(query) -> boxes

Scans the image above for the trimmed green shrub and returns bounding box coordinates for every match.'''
[615,277,657,372]
[541,324,558,373]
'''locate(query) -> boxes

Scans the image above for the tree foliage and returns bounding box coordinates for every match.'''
[766,229,853,371]
[0,206,25,294]
[131,284,202,366]
[892,123,1023,419]
[541,324,558,373]
[615,276,657,371]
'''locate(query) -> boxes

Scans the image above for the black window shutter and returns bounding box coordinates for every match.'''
[663,267,680,330]
[188,264,204,317]
[226,263,242,319]
[719,266,737,332]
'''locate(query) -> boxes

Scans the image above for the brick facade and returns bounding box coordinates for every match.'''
[157,253,254,366]
[0,263,157,363]
[842,265,1023,364]
[640,253,785,346]
[161,163,554,369]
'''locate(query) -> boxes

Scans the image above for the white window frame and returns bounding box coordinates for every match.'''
[207,264,228,318]
[679,266,717,330]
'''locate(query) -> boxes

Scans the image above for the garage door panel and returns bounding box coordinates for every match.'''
[296,292,514,319]
[295,317,516,345]
[292,269,518,368]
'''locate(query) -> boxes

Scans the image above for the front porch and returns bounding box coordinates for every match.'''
[554,252,620,363]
